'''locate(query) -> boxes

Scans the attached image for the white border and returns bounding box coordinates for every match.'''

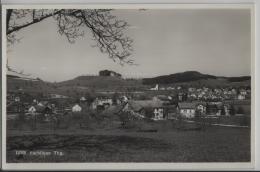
[1,3,256,171]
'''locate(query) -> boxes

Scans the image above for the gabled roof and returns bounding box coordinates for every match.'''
[178,102,196,109]
[164,105,178,113]
[38,101,49,106]
[194,101,207,106]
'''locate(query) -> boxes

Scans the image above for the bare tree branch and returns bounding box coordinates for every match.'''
[7,9,63,35]
[6,9,133,64]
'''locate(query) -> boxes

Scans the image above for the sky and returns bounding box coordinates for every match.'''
[7,9,251,82]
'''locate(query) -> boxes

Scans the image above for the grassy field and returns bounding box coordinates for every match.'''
[7,125,250,163]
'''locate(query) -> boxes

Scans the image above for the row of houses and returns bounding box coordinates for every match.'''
[7,94,126,116]
[7,89,243,122]
[120,97,236,120]
[149,84,251,101]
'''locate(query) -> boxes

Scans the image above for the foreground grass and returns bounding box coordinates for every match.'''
[7,126,250,162]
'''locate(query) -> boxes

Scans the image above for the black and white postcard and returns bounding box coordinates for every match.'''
[1,3,255,170]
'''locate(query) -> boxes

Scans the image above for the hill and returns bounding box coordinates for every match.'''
[143,71,217,85]
[142,71,250,85]
[7,71,251,97]
[57,75,145,91]
[7,77,57,95]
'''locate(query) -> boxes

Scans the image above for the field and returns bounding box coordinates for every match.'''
[7,125,250,162]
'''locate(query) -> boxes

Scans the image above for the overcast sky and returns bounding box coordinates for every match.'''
[7,9,251,82]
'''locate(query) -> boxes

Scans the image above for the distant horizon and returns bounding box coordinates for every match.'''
[20,69,251,83]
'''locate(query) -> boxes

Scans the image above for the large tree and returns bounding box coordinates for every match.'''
[6,9,133,64]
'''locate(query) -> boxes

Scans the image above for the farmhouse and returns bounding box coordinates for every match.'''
[177,102,196,118]
[27,105,53,115]
[91,97,113,110]
[122,98,165,120]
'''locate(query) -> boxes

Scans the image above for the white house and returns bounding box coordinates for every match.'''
[91,97,113,109]
[238,94,246,100]
[80,97,87,101]
[178,102,196,118]
[72,104,82,112]
[153,108,164,120]
[14,97,20,102]
[28,106,37,114]
[150,84,159,91]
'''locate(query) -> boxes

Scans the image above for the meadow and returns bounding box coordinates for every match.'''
[7,124,250,162]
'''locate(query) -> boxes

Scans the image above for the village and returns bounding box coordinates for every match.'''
[7,76,251,131]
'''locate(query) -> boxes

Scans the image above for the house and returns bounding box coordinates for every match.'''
[150,84,159,91]
[72,104,82,112]
[177,102,196,118]
[122,98,164,120]
[237,94,246,100]
[153,108,164,120]
[156,95,170,101]
[166,86,175,90]
[14,97,20,102]
[239,89,247,96]
[223,104,231,116]
[165,105,178,119]
[196,102,207,114]
[80,96,87,102]
[27,105,53,115]
[28,106,37,114]
[177,92,188,102]
[91,97,113,110]
[206,104,218,115]
[37,101,49,107]
[116,95,128,105]
[215,104,225,116]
